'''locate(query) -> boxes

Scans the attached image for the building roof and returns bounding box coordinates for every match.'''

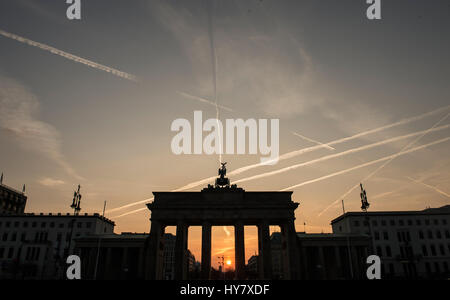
[0,183,26,196]
[0,212,115,225]
[330,205,450,224]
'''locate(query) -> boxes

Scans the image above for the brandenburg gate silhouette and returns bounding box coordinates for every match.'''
[144,163,300,280]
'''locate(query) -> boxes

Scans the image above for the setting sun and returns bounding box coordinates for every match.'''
[226,260,232,266]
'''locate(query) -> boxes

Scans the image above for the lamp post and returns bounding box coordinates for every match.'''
[67,185,82,256]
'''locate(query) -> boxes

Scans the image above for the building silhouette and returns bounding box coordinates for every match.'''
[0,179,27,214]
[0,212,114,279]
[331,205,450,279]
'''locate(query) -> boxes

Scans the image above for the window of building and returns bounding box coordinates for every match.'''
[374,231,380,240]
[425,262,431,274]
[21,233,26,242]
[425,219,430,225]
[407,220,412,226]
[430,245,437,256]
[86,222,92,229]
[444,262,449,272]
[383,231,389,240]
[381,220,387,226]
[422,245,428,256]
[0,248,4,258]
[439,244,445,256]
[389,263,394,274]
[399,220,404,226]
[416,220,422,226]
[11,232,16,242]
[7,247,14,259]
[376,246,382,256]
[428,230,433,239]
[434,219,439,225]
[419,230,424,239]
[385,246,392,257]
[354,220,360,227]
[445,230,450,239]
[434,262,440,274]
[5,221,10,228]
[14,221,19,227]
[32,222,37,228]
[59,223,64,228]
[372,220,378,226]
[41,222,46,228]
[390,220,395,226]
[2,233,8,241]
[23,221,28,228]
[50,222,55,228]
[443,219,447,225]
[77,222,82,228]
[436,230,442,239]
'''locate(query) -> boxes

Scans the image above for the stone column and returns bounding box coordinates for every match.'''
[104,247,112,280]
[201,222,212,279]
[145,220,165,280]
[318,246,326,280]
[234,221,245,279]
[334,246,343,279]
[281,220,300,279]
[257,221,272,279]
[175,221,189,280]
[121,247,128,280]
[137,247,144,279]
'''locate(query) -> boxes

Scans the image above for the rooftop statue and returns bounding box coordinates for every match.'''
[215,162,230,188]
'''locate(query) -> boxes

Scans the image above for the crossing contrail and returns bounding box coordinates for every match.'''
[106,105,450,215]
[292,132,335,150]
[177,92,233,112]
[234,123,450,185]
[281,136,450,191]
[0,29,138,82]
[318,112,450,216]
[407,177,450,199]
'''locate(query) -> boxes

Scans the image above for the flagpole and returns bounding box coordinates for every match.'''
[94,200,107,280]
[342,199,354,279]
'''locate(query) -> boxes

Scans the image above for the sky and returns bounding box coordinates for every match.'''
[1,0,450,268]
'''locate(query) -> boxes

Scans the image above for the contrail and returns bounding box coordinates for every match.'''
[107,106,450,214]
[112,135,450,218]
[0,29,138,82]
[113,207,147,218]
[206,0,223,164]
[407,177,450,199]
[177,92,233,112]
[318,112,450,216]
[281,136,450,191]
[234,123,450,185]
[292,132,335,150]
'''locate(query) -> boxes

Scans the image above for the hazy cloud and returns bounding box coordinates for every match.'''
[0,75,83,180]
[38,177,65,187]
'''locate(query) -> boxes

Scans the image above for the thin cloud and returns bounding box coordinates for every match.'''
[38,177,65,187]
[0,76,83,180]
